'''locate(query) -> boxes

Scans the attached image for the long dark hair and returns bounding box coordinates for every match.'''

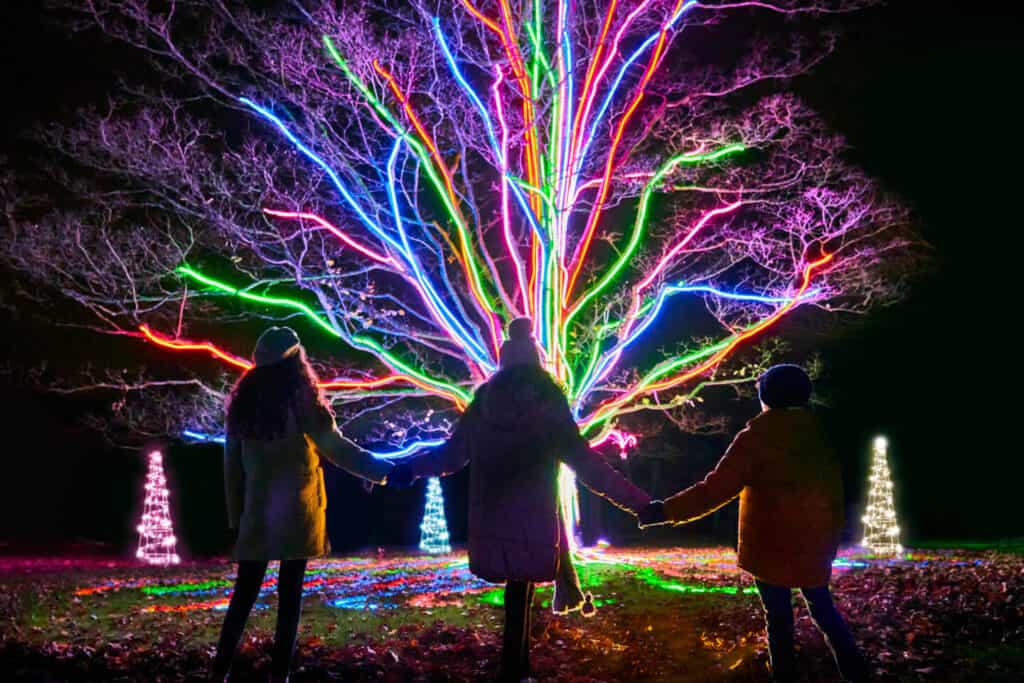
[226,348,333,440]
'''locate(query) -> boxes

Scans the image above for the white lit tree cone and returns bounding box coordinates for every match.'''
[136,450,182,566]
[860,436,903,556]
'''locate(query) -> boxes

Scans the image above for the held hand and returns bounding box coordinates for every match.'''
[387,462,415,489]
[638,500,669,528]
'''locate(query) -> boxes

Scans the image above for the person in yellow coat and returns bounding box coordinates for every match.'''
[639,365,867,683]
[212,327,392,683]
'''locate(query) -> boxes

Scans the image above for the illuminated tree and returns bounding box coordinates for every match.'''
[2,1,917,538]
[419,477,453,554]
[136,450,181,566]
[861,436,902,556]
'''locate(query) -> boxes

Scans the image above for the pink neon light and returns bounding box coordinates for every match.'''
[566,0,657,193]
[493,67,529,314]
[262,209,397,267]
[587,252,834,425]
[589,428,639,459]
[637,201,744,291]
[565,0,690,302]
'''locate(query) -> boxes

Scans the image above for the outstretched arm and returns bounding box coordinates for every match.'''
[406,406,474,481]
[662,429,754,523]
[555,405,650,514]
[295,396,392,484]
[306,427,393,485]
[223,435,244,530]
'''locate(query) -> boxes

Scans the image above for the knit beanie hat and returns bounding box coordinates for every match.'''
[499,317,541,369]
[253,326,301,367]
[757,364,812,409]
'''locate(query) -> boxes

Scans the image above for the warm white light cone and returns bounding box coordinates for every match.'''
[861,436,902,557]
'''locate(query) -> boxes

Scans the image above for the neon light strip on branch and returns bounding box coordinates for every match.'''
[238,97,404,256]
[180,429,445,460]
[140,325,439,395]
[174,265,470,404]
[155,269,472,406]
[583,252,834,430]
[262,209,398,267]
[565,0,696,301]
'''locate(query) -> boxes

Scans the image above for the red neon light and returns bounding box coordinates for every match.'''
[139,324,253,370]
[565,0,689,302]
[138,326,465,408]
[590,252,834,423]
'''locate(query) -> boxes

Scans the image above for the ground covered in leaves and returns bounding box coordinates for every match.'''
[1,544,1021,682]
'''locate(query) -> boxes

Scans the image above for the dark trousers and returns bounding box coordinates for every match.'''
[755,580,867,682]
[499,580,536,681]
[213,559,308,678]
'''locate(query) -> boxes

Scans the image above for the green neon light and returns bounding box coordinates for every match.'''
[350,334,471,404]
[323,36,404,134]
[634,568,757,595]
[564,144,746,342]
[177,265,471,404]
[507,174,557,213]
[142,580,231,596]
[324,36,500,318]
[177,265,341,338]
[580,336,734,435]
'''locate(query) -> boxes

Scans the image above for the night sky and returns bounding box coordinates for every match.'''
[0,1,1020,555]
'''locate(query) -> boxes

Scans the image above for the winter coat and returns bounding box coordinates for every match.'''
[663,408,844,587]
[224,407,392,562]
[409,365,650,583]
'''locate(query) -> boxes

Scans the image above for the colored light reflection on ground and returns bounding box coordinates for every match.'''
[67,547,979,615]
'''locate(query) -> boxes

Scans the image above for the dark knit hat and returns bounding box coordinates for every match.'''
[499,317,541,368]
[757,364,812,409]
[253,326,301,367]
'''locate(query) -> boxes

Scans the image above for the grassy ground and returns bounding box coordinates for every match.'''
[1,546,1021,682]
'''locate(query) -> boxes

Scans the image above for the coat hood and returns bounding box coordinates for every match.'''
[747,408,828,461]
[475,365,564,436]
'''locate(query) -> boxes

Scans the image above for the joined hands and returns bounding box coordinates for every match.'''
[638,500,669,528]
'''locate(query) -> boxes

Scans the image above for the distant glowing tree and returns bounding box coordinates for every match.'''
[136,450,181,566]
[861,436,902,556]
[2,1,917,538]
[419,477,453,554]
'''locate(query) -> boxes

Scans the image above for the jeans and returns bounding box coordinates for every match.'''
[499,580,536,681]
[213,559,308,678]
[755,580,867,682]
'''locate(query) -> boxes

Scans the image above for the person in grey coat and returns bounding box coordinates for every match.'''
[212,327,392,683]
[390,318,650,682]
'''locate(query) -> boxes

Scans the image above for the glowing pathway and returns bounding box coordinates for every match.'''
[69,547,979,615]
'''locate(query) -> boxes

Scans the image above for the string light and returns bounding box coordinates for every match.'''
[419,477,452,554]
[135,450,181,566]
[861,435,903,556]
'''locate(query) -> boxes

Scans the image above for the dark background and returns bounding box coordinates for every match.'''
[0,1,1020,557]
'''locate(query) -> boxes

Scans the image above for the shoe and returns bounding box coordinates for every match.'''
[552,581,585,614]
[580,592,597,617]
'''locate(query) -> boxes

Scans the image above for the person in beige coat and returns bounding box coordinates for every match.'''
[212,327,392,683]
